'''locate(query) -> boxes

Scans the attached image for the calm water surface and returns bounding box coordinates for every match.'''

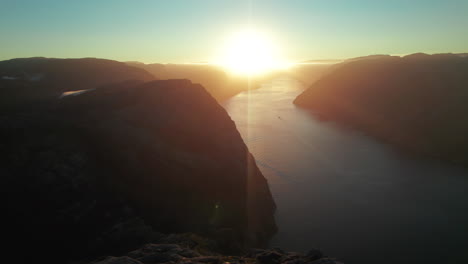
[222,77,468,264]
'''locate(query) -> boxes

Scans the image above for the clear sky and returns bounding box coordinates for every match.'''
[1,0,467,63]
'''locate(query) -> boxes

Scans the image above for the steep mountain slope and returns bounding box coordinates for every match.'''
[294,53,468,165]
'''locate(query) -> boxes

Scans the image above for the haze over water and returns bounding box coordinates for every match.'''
[223,77,468,264]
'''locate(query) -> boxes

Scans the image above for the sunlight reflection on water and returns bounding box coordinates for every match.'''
[222,77,468,264]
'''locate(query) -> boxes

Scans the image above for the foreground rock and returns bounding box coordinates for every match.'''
[1,79,276,263]
[89,238,342,264]
[294,53,468,166]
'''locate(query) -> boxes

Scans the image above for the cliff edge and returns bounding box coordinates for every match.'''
[1,79,276,263]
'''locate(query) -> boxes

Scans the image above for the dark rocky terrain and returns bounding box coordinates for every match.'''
[86,233,341,264]
[1,72,276,263]
[294,53,468,166]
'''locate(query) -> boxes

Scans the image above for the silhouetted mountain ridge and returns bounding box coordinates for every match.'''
[0,57,154,88]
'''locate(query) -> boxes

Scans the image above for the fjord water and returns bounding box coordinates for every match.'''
[222,77,468,264]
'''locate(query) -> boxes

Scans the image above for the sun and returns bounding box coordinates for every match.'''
[216,29,289,75]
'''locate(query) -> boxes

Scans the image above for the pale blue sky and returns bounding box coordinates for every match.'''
[1,0,467,62]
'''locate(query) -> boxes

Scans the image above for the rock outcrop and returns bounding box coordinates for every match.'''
[1,79,276,263]
[86,234,342,264]
[294,53,468,165]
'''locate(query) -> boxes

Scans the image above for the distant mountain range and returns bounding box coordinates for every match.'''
[299,59,343,64]
[0,57,279,104]
[0,57,154,90]
[0,57,155,108]
[125,62,247,101]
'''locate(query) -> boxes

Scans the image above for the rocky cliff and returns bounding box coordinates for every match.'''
[1,79,276,263]
[294,53,468,165]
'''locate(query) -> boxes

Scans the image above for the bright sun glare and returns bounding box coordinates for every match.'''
[216,29,290,75]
